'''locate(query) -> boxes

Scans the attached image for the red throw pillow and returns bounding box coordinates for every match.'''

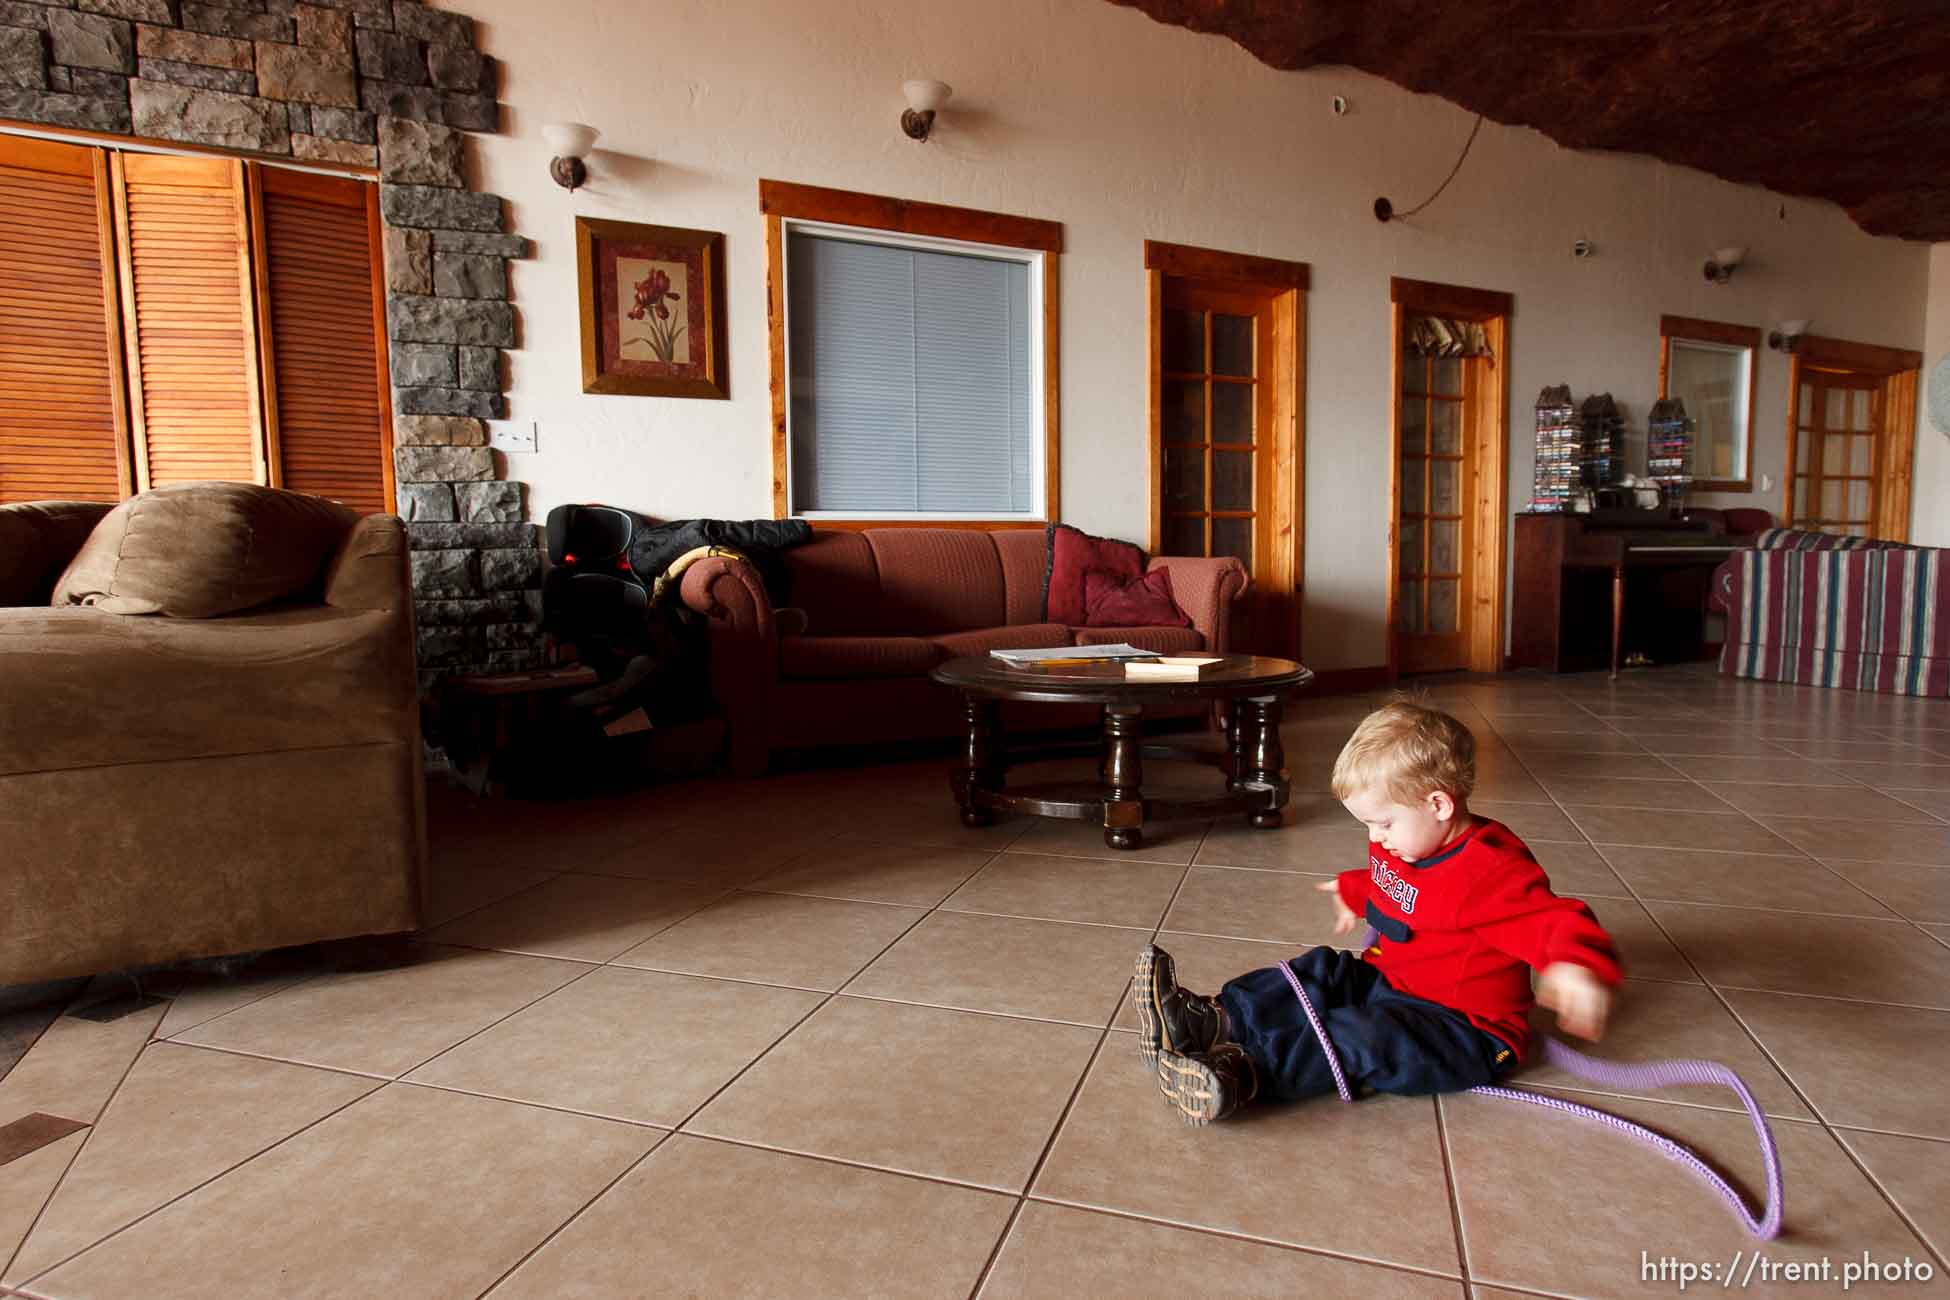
[1043,523,1146,624]
[1082,567,1191,628]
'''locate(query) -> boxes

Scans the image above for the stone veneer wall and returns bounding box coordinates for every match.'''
[0,0,539,683]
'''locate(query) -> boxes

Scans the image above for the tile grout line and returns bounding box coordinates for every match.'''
[1430,1094,1475,1290]
[0,989,164,1286]
[5,1061,385,1293]
[1497,690,1950,1268]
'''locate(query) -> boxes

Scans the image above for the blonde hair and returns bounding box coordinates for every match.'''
[1330,698,1477,805]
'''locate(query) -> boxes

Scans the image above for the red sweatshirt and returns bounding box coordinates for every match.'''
[1335,817,1623,1061]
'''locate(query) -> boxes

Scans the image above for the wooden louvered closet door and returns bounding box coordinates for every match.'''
[0,136,130,503]
[251,166,393,515]
[112,152,265,491]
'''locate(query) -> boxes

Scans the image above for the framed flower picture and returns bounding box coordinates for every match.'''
[575,217,728,399]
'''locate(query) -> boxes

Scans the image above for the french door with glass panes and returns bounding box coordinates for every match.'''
[1789,368,1883,536]
[1394,331,1477,673]
[1158,282,1277,646]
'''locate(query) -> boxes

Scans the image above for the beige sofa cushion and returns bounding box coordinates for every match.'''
[53,481,358,617]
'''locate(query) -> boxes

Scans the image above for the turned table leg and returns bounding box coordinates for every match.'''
[1244,694,1287,829]
[1101,704,1144,850]
[1611,561,1624,680]
[956,695,1003,827]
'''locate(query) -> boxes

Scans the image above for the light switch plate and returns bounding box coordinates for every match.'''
[487,420,537,454]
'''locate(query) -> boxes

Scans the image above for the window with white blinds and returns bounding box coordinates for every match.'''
[784,225,1041,518]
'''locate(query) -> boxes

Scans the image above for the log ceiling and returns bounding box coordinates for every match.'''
[1109,0,1950,242]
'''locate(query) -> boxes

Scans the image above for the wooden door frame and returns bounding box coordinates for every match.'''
[1781,335,1922,542]
[1143,240,1307,656]
[1386,277,1512,676]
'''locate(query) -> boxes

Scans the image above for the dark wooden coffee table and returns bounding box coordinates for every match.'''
[929,653,1314,850]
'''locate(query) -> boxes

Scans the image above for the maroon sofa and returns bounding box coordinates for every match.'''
[678,527,1248,775]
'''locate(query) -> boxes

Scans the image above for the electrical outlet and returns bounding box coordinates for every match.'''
[487,420,538,454]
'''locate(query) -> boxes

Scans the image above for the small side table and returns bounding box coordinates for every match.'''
[439,664,600,795]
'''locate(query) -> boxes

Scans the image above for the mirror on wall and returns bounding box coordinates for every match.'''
[1659,314,1760,491]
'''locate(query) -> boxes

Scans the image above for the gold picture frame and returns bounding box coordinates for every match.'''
[575,216,727,399]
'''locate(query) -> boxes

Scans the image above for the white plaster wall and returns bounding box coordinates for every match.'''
[464,0,1929,670]
[1910,244,1950,547]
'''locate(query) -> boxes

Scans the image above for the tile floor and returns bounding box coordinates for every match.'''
[3,666,1950,1298]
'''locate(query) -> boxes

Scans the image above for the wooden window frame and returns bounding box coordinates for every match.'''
[760,178,1061,531]
[1658,314,1760,492]
[1386,277,1512,676]
[1781,335,1922,542]
[1143,239,1307,657]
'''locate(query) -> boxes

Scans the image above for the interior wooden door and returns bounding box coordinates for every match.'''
[1789,367,1883,536]
[1157,281,1281,649]
[1394,321,1479,673]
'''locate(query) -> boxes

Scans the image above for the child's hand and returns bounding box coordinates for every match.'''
[1315,879,1359,936]
[1537,962,1612,1041]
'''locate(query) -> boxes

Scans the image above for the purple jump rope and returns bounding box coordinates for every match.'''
[1276,928,1784,1241]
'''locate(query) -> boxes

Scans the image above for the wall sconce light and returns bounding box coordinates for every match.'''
[901,79,952,142]
[1768,319,1811,352]
[544,122,599,191]
[1702,244,1747,284]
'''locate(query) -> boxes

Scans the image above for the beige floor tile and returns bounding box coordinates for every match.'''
[1195,815,1368,872]
[1163,866,1347,947]
[1511,979,1810,1119]
[1721,990,1950,1137]
[1660,753,1859,784]
[1563,805,1797,855]
[5,1044,374,1285]
[1498,732,1650,756]
[1647,904,1950,1007]
[1625,730,1799,756]
[687,997,1097,1191]
[1443,1090,1928,1298]
[1470,800,1583,843]
[581,819,841,885]
[830,800,1031,853]
[24,1084,657,1300]
[1523,841,1632,899]
[1535,776,1731,811]
[611,891,923,991]
[488,1135,1011,1299]
[407,966,820,1126]
[984,1200,1466,1299]
[1467,773,1552,804]
[1821,760,1950,791]
[153,954,329,1040]
[748,840,997,907]
[423,873,725,962]
[941,852,1185,929]
[172,945,588,1078]
[1032,1051,1460,1273]
[1706,782,1946,825]
[847,911,1144,1026]
[0,1131,82,1280]
[1507,751,1679,782]
[1007,816,1211,865]
[1838,1129,1950,1261]
[1780,738,1950,763]
[1597,845,1897,917]
[1770,816,1950,865]
[420,859,555,930]
[0,1000,164,1125]
[1589,898,1701,984]
[1822,859,1950,923]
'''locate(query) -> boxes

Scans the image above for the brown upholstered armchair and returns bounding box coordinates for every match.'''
[0,490,425,986]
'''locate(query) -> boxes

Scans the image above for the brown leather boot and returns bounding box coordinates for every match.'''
[1133,944,1228,1066]
[1156,1044,1259,1126]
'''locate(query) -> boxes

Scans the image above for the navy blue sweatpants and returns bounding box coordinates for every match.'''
[1218,947,1514,1103]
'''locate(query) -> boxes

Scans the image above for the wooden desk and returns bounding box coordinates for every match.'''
[1511,513,1744,677]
